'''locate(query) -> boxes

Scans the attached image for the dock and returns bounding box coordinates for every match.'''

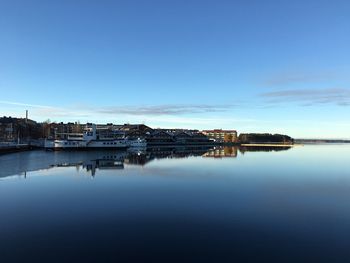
[0,143,32,154]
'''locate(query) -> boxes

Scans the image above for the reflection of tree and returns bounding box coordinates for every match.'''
[238,146,292,154]
[224,147,233,155]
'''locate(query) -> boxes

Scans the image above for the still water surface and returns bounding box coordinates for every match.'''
[1,145,350,262]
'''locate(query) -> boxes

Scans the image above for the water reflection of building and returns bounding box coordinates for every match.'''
[149,146,211,159]
[65,146,291,176]
[0,145,292,179]
[203,147,238,158]
[124,149,150,166]
[52,147,214,175]
[124,147,212,166]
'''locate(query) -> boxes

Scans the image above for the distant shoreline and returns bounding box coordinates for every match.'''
[240,143,295,147]
[295,139,350,144]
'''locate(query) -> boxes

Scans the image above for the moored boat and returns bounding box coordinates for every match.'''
[45,124,129,150]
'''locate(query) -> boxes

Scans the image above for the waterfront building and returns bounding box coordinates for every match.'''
[186,132,211,143]
[117,124,153,139]
[172,131,192,144]
[0,116,42,141]
[173,131,211,144]
[146,129,211,145]
[147,130,175,144]
[55,122,83,139]
[1,116,213,146]
[202,129,238,143]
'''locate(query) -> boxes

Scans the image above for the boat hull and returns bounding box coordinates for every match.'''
[45,139,128,150]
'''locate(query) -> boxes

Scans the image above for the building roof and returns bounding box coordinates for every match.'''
[202,129,237,133]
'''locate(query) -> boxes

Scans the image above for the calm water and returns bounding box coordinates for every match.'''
[1,145,350,262]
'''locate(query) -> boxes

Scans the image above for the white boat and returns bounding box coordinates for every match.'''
[45,124,129,150]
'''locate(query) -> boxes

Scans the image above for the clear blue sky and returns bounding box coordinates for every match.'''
[1,0,349,138]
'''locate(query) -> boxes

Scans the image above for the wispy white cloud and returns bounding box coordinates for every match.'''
[0,101,240,121]
[0,100,56,109]
[260,88,350,106]
[264,72,336,86]
[0,99,262,130]
[0,101,238,116]
[95,104,237,116]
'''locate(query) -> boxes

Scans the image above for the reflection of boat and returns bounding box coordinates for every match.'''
[52,152,128,176]
[0,150,129,178]
[84,158,124,176]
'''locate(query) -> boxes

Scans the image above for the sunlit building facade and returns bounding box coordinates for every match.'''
[202,129,237,142]
[202,129,238,143]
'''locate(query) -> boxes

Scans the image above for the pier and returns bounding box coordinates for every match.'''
[0,142,32,154]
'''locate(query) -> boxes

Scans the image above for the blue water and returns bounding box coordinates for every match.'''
[1,145,350,262]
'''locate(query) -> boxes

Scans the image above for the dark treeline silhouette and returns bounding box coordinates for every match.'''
[238,133,294,144]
